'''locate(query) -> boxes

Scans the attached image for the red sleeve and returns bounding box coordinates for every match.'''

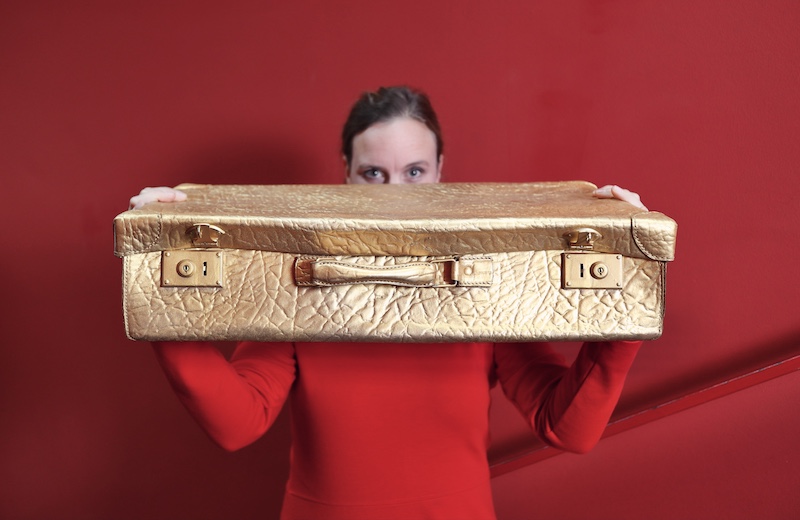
[494,340,641,453]
[151,341,296,451]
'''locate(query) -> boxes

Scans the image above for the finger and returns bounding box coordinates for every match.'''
[592,185,616,198]
[611,186,648,211]
[159,189,187,202]
[129,195,144,209]
[128,187,187,209]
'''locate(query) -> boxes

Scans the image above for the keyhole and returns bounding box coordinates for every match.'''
[590,262,609,279]
[176,259,195,277]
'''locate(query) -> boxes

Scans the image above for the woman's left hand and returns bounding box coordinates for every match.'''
[593,185,648,211]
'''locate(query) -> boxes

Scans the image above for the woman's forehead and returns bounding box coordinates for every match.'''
[351,117,438,163]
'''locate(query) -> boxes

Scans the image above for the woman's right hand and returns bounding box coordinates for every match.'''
[129,187,188,209]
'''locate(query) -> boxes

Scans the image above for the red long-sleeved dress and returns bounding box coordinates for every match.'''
[153,340,640,519]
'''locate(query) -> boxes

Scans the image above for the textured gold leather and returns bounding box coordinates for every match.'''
[114,182,677,342]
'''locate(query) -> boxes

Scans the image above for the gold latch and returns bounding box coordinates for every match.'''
[162,250,224,287]
[564,228,602,251]
[187,223,225,248]
[561,253,623,290]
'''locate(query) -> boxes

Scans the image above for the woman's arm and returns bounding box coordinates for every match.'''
[489,184,643,451]
[152,341,296,451]
[130,189,297,450]
[494,341,641,453]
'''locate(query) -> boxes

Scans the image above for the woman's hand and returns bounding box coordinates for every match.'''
[129,187,187,209]
[593,185,648,211]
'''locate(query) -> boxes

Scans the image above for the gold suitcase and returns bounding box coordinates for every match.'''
[113,182,677,343]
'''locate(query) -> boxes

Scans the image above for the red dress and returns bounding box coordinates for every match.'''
[153,340,640,519]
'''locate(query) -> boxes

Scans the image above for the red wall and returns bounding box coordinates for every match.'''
[2,1,798,519]
[492,369,800,520]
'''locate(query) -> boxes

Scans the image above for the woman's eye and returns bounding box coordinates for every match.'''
[408,168,423,178]
[362,169,384,181]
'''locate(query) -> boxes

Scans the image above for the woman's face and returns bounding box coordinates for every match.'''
[346,117,442,184]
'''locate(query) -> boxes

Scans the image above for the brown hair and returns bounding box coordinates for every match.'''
[341,86,443,165]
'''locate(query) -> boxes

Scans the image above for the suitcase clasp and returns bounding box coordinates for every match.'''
[564,228,601,251]
[187,223,225,247]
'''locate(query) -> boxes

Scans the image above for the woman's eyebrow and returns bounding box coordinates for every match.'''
[404,160,430,168]
[356,163,384,171]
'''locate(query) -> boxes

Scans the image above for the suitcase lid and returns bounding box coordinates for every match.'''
[114,181,676,261]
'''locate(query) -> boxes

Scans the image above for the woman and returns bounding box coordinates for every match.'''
[132,86,646,520]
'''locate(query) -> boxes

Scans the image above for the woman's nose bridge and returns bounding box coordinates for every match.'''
[386,171,404,184]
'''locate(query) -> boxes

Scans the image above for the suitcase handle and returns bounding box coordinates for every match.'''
[294,256,493,288]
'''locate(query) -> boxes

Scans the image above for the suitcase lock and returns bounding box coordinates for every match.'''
[160,224,226,287]
[561,228,623,290]
[161,250,224,288]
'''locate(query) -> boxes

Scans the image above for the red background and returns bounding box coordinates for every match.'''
[2,1,799,519]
